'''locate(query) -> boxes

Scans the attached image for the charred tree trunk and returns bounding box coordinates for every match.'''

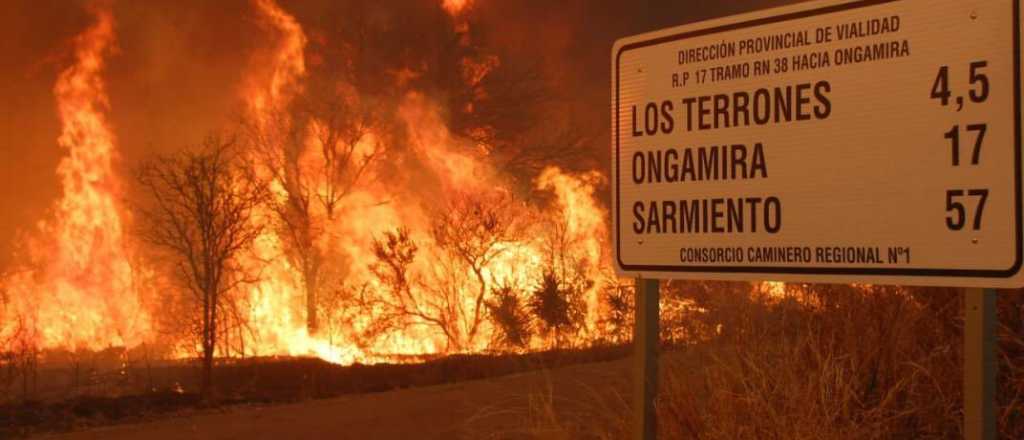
[305,263,319,335]
[136,137,267,406]
[201,288,216,401]
[306,291,318,335]
[201,350,213,401]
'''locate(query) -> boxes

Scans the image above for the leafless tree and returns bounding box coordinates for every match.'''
[0,280,6,348]
[0,277,38,402]
[318,283,365,351]
[428,191,523,350]
[243,83,380,336]
[540,216,595,294]
[135,135,268,400]
[361,228,491,353]
[357,191,523,353]
[0,286,14,402]
[359,228,433,346]
[0,315,38,402]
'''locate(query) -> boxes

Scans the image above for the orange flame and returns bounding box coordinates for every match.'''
[202,0,616,362]
[536,168,610,334]
[246,0,307,116]
[3,0,618,366]
[1,4,151,351]
[442,0,472,16]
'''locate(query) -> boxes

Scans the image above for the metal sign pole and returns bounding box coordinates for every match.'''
[633,277,660,440]
[964,287,997,440]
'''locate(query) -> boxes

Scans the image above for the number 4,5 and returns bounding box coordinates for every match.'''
[944,123,986,166]
[931,61,990,106]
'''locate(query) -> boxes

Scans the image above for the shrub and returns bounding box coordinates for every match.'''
[529,273,584,347]
[486,284,533,351]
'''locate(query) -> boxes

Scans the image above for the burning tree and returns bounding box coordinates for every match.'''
[360,228,425,347]
[428,191,524,350]
[241,0,387,338]
[135,136,268,399]
[0,269,42,402]
[0,283,13,401]
[529,272,586,348]
[244,91,379,336]
[597,280,635,344]
[0,0,616,368]
[358,191,525,353]
[485,283,533,350]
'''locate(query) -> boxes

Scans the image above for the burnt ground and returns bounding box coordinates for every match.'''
[0,345,630,439]
[39,354,639,440]
[36,356,638,440]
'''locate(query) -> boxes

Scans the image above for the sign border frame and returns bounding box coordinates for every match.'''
[613,0,1023,278]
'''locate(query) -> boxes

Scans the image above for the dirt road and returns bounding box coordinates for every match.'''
[42,357,633,440]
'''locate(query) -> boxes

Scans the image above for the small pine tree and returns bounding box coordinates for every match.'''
[529,272,583,347]
[598,283,634,344]
[485,284,532,350]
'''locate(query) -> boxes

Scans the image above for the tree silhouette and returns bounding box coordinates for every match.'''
[357,191,525,352]
[243,89,380,336]
[598,281,634,344]
[529,272,584,348]
[486,283,532,350]
[135,135,268,400]
[358,228,428,345]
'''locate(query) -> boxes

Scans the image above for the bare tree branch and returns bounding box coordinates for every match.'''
[134,134,269,401]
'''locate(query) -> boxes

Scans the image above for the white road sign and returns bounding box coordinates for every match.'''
[612,0,1024,287]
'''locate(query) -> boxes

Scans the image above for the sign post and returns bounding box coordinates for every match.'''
[964,288,997,440]
[632,277,660,440]
[611,0,1024,438]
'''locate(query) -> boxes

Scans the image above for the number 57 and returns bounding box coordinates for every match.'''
[946,189,989,231]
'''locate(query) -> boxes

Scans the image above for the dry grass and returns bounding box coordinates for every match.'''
[520,284,1024,439]
[460,362,631,440]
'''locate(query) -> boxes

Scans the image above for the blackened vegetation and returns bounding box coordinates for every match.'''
[0,346,629,438]
[1,393,201,438]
